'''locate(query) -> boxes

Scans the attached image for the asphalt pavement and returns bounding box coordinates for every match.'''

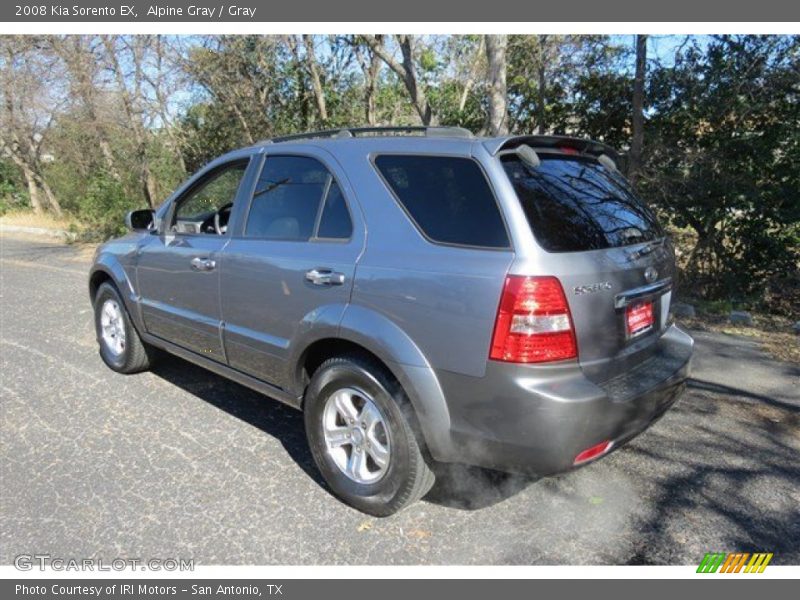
[1,233,798,565]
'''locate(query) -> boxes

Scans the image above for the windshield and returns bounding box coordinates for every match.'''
[501,154,663,252]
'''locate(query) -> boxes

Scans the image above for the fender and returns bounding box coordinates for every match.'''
[281,302,349,392]
[89,243,146,333]
[334,304,455,461]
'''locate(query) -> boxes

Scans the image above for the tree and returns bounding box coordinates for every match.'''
[507,35,583,134]
[629,34,647,184]
[102,35,160,208]
[141,35,188,177]
[364,35,437,125]
[302,35,328,125]
[351,35,384,125]
[1,34,796,314]
[0,36,63,215]
[485,35,509,135]
[51,35,122,182]
[643,35,800,303]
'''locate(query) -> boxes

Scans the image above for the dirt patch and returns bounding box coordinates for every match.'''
[677,313,799,365]
[0,210,76,231]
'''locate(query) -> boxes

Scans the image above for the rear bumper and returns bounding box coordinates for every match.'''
[434,324,693,474]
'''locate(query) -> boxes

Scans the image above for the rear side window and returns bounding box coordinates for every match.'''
[374,155,509,249]
[245,155,351,241]
[501,154,663,252]
[317,182,352,239]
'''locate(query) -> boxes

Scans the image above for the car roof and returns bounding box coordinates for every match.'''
[236,127,619,159]
[210,128,620,169]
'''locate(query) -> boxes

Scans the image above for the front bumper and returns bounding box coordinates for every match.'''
[435,324,694,474]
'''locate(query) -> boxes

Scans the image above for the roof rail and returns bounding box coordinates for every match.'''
[260,126,473,145]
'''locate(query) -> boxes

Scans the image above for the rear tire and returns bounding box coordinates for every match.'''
[304,355,435,516]
[94,281,154,374]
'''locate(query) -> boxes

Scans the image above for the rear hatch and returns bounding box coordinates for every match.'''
[500,149,675,383]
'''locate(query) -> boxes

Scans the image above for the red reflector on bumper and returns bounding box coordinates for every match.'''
[574,440,614,465]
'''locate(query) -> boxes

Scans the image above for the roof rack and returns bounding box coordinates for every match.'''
[261,126,473,145]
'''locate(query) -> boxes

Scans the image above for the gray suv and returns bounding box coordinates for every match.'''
[89,126,693,516]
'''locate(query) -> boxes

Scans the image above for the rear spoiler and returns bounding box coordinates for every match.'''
[483,135,620,161]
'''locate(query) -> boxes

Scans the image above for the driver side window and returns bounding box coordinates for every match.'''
[171,161,248,235]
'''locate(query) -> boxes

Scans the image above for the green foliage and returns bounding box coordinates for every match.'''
[76,174,139,240]
[429,80,486,132]
[641,35,800,312]
[0,159,28,215]
[146,133,187,201]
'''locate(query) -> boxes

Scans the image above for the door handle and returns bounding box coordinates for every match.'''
[305,268,345,286]
[190,257,216,271]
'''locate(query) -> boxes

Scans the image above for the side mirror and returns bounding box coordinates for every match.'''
[125,209,155,231]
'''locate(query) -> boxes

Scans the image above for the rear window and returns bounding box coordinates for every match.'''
[501,154,663,252]
[374,155,509,249]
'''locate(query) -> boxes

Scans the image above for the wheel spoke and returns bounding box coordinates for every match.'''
[333,391,359,422]
[347,447,368,480]
[324,425,350,448]
[360,402,382,430]
[366,431,389,468]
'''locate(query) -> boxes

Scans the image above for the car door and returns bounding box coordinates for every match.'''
[135,157,255,361]
[220,151,364,388]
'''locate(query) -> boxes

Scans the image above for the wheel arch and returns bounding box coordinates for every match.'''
[294,306,455,461]
[89,254,144,332]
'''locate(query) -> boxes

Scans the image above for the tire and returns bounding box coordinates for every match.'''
[304,354,435,516]
[94,281,154,374]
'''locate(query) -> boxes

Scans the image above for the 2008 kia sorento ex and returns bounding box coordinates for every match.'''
[89,126,693,516]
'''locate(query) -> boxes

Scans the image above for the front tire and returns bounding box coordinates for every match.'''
[304,355,435,516]
[94,281,153,374]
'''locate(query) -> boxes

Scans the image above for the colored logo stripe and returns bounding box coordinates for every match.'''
[697,552,773,573]
[744,553,773,573]
[697,553,726,573]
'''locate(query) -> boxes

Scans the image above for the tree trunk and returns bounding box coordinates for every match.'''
[302,35,328,125]
[232,103,255,144]
[485,35,509,136]
[21,163,43,214]
[35,171,63,216]
[4,143,64,215]
[458,37,485,113]
[286,36,310,130]
[356,36,383,125]
[536,36,547,134]
[98,139,121,181]
[398,36,435,125]
[629,34,648,185]
[365,48,380,125]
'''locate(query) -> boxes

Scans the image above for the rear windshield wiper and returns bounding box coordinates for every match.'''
[253,177,290,198]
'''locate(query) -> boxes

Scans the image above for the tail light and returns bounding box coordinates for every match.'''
[489,275,578,363]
